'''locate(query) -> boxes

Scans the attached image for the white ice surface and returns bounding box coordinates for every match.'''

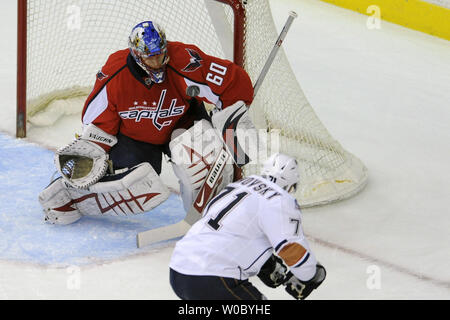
[0,0,449,299]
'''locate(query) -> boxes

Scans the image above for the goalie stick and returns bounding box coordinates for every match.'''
[136,147,230,247]
[136,11,298,248]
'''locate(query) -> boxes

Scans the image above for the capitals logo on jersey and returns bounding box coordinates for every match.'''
[182,48,203,72]
[118,89,186,130]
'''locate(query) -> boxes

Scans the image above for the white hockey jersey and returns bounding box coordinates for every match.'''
[169,175,318,281]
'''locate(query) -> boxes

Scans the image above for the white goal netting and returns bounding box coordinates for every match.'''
[23,0,368,207]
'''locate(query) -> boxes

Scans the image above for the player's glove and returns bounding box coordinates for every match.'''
[55,124,117,189]
[257,254,289,288]
[284,263,326,300]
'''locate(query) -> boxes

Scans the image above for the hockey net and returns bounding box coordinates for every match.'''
[18,0,368,207]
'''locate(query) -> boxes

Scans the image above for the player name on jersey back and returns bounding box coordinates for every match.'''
[237,176,282,201]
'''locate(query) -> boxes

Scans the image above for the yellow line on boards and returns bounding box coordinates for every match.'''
[320,0,450,41]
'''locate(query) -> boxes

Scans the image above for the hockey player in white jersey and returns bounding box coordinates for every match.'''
[169,153,326,300]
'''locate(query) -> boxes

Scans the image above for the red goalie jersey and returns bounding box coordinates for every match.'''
[81,41,254,147]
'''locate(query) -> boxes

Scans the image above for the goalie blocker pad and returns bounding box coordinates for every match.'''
[55,124,118,189]
[211,100,264,168]
[170,119,234,212]
[39,162,170,225]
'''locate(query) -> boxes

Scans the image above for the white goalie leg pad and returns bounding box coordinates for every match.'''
[55,124,117,189]
[78,163,170,217]
[38,178,83,225]
[39,163,170,224]
[212,100,266,167]
[170,120,234,212]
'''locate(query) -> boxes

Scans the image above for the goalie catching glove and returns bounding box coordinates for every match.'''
[55,124,117,189]
[284,263,326,300]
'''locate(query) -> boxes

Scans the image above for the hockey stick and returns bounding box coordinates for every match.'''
[136,11,298,248]
[253,11,298,96]
[136,147,229,247]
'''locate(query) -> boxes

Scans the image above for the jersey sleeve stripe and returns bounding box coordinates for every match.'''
[275,239,288,252]
[82,86,109,125]
[293,252,310,269]
[83,64,127,125]
[184,78,221,108]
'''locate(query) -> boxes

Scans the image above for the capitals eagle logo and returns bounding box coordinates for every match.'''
[182,48,203,72]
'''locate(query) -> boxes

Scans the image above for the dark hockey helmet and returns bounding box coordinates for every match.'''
[129,21,169,83]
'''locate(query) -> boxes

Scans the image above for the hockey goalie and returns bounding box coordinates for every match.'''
[38,20,259,225]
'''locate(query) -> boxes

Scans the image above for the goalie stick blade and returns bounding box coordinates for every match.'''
[136,220,191,248]
[135,203,204,248]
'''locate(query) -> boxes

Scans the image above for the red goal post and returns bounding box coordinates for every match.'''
[17,0,27,138]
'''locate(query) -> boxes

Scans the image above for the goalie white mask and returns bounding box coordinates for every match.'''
[261,153,300,193]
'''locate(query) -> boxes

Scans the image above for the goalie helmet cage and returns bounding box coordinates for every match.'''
[17,0,368,207]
